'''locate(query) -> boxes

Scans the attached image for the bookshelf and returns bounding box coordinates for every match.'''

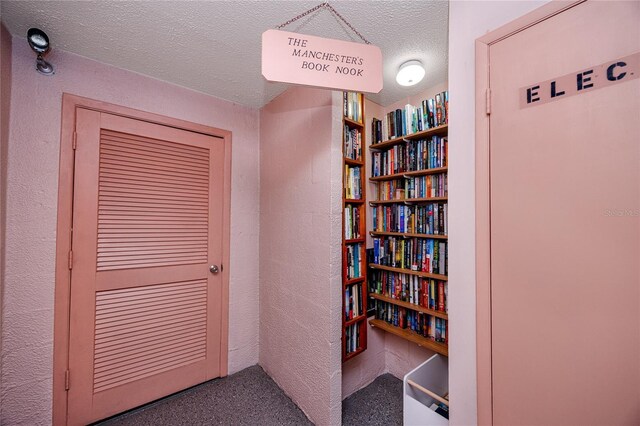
[367,91,449,357]
[342,91,367,361]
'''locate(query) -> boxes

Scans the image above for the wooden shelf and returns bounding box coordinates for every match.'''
[369,293,448,320]
[369,167,448,182]
[344,116,364,128]
[369,319,448,356]
[344,346,366,361]
[342,93,367,362]
[369,197,447,205]
[369,263,448,281]
[369,124,448,151]
[344,198,365,204]
[345,314,367,326]
[369,231,447,240]
[344,277,365,286]
[344,157,364,166]
[345,237,365,244]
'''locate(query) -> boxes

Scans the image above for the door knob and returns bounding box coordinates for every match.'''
[210,265,219,274]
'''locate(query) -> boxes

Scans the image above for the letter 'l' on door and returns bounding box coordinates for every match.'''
[67,109,225,425]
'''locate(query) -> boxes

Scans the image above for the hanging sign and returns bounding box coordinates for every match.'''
[520,51,639,108]
[262,29,383,93]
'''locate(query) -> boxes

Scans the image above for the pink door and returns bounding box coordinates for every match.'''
[489,1,639,424]
[67,109,225,425]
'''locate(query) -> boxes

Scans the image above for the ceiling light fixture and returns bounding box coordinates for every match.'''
[27,28,54,76]
[396,60,425,87]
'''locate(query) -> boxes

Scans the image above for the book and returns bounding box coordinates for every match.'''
[370,91,448,143]
[371,136,448,177]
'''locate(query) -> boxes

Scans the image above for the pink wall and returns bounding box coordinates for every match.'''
[0,23,12,387]
[341,323,386,398]
[1,38,261,424]
[259,87,343,425]
[448,2,549,425]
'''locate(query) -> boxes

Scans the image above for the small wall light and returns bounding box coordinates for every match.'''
[27,28,54,75]
[396,60,425,87]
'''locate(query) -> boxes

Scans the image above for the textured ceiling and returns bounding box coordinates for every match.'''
[0,0,449,108]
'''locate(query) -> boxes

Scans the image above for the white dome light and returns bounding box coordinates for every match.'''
[396,60,425,87]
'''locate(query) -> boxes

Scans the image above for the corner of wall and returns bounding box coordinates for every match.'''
[329,90,344,420]
[0,22,14,422]
[448,2,549,424]
[258,86,342,425]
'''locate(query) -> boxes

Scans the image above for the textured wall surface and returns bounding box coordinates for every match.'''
[1,39,260,425]
[448,2,548,425]
[0,24,13,415]
[259,87,342,425]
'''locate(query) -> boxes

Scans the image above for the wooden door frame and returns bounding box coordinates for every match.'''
[53,93,232,425]
[474,2,585,424]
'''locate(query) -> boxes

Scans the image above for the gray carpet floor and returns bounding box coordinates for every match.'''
[97,365,312,426]
[97,366,403,426]
[342,374,403,426]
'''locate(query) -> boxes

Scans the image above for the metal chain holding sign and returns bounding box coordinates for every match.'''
[276,2,371,45]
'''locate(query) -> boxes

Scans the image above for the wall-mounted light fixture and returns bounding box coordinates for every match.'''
[396,60,425,87]
[27,28,54,75]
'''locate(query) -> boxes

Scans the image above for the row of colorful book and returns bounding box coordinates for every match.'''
[344,165,362,200]
[343,91,364,123]
[371,91,448,143]
[372,203,448,235]
[375,301,447,344]
[372,237,448,275]
[370,271,448,313]
[375,174,447,201]
[345,322,361,354]
[346,243,363,280]
[371,136,447,177]
[344,205,362,240]
[345,282,363,320]
[344,125,362,161]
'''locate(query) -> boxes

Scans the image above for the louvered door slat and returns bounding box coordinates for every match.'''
[100,176,209,192]
[101,130,211,159]
[97,130,209,271]
[94,330,206,360]
[93,279,208,393]
[100,168,210,186]
[94,320,207,349]
[100,140,211,165]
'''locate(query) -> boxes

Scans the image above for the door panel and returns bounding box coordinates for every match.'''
[489,1,639,425]
[68,109,225,425]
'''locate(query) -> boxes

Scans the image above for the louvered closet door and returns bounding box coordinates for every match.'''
[68,109,225,425]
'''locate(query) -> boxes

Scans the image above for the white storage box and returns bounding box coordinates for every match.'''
[403,354,449,426]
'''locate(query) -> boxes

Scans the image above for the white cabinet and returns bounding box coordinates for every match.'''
[403,354,449,426]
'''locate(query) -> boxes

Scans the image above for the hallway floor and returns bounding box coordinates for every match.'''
[342,374,403,426]
[97,365,403,425]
